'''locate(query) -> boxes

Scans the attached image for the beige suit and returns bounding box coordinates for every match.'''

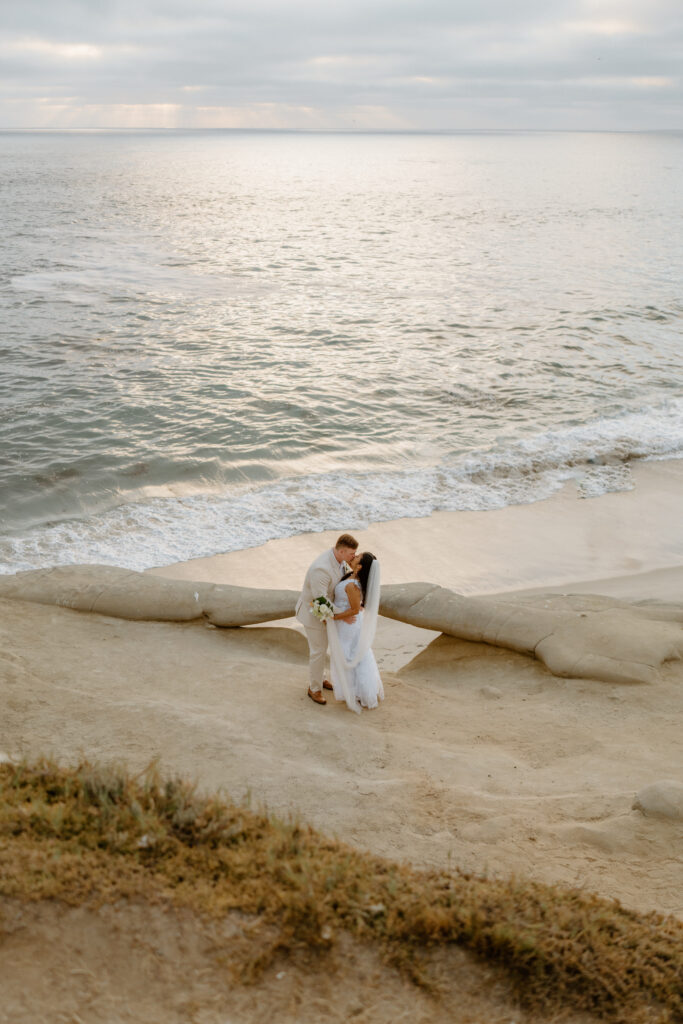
[296,548,346,691]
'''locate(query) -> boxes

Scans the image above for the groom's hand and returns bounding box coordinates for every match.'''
[334,612,357,623]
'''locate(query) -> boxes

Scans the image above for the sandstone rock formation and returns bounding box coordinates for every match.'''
[632,781,683,821]
[0,565,297,627]
[379,583,683,685]
[1,566,681,685]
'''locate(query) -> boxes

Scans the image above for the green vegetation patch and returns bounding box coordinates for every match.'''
[1,759,681,1023]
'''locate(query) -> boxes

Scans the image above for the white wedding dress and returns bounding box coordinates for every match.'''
[328,577,384,711]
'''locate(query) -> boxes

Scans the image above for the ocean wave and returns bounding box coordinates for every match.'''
[1,401,681,575]
[10,264,267,304]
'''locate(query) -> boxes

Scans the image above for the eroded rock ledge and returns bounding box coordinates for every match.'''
[0,566,681,686]
[0,565,296,627]
[380,582,683,685]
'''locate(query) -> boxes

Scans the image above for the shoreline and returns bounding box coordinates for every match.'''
[149,456,683,599]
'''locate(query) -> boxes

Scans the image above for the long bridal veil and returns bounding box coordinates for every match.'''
[327,560,381,714]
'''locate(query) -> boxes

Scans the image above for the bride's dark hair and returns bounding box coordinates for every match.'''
[342,551,377,605]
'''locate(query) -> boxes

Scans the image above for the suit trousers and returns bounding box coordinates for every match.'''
[304,621,328,692]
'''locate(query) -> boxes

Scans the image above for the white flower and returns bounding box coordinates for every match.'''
[311,596,335,621]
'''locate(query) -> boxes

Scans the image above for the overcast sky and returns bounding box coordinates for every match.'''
[1,0,682,130]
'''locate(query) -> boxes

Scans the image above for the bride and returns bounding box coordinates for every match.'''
[327,552,384,713]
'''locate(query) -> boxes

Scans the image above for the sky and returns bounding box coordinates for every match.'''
[1,0,682,131]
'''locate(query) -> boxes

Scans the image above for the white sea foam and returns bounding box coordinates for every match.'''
[1,403,681,575]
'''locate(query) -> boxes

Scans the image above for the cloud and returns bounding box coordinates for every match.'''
[6,39,105,59]
[561,19,642,35]
[1,0,681,129]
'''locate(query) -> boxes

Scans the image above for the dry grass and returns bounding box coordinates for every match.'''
[1,758,681,1023]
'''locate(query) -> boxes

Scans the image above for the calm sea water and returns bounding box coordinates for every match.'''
[1,130,682,573]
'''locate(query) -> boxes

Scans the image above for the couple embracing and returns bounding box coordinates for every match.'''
[295,534,384,715]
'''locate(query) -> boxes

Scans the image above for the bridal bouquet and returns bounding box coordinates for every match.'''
[310,595,335,622]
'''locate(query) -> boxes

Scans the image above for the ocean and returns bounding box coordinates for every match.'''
[1,129,682,573]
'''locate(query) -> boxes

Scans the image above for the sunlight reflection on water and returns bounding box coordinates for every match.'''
[1,130,682,567]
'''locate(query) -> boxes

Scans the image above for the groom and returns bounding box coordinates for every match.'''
[296,533,359,706]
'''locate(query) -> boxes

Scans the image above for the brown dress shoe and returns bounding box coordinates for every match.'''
[308,687,327,705]
[322,679,333,691]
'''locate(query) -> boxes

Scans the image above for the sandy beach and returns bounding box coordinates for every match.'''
[2,459,681,923]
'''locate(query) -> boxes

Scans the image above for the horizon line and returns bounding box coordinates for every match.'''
[1,125,681,134]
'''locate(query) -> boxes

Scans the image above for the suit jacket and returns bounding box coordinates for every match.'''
[296,548,345,629]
